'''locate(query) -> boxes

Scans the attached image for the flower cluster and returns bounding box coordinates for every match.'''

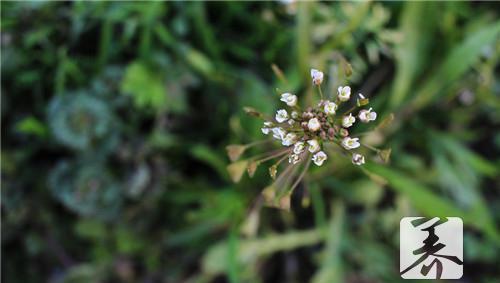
[260,69,377,167]
[227,67,389,210]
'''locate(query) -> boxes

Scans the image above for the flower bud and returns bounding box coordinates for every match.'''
[307,118,321,132]
[311,69,324,85]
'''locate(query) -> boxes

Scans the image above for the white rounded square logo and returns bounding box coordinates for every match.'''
[400,217,463,279]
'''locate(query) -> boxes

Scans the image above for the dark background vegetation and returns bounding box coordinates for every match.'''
[1,1,499,283]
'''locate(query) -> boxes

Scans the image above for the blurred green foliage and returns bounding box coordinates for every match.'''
[1,1,499,283]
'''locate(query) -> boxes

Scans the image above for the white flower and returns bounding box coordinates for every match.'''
[288,119,295,126]
[311,69,324,85]
[293,141,305,154]
[275,109,289,123]
[308,118,321,132]
[342,113,355,128]
[324,101,338,115]
[307,139,320,153]
[272,127,286,140]
[352,153,365,165]
[341,137,360,150]
[261,121,273,134]
[358,107,377,123]
[312,151,327,166]
[280,93,298,107]
[337,86,351,101]
[282,133,297,146]
[291,111,299,119]
[289,153,300,164]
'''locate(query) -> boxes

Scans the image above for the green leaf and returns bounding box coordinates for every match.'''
[121,61,166,112]
[116,228,144,255]
[184,47,214,76]
[60,264,106,283]
[227,227,240,283]
[15,116,47,138]
[202,229,324,276]
[74,219,106,240]
[436,133,498,177]
[154,24,175,47]
[413,21,500,109]
[364,163,463,216]
[390,2,438,108]
[310,183,326,228]
[296,1,312,83]
[311,201,345,283]
[191,144,229,180]
[166,220,222,248]
[364,163,500,243]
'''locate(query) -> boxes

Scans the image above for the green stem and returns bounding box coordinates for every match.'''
[342,105,357,116]
[318,85,324,100]
[245,139,272,148]
[289,153,312,193]
[362,143,380,153]
[274,152,290,168]
[253,148,291,163]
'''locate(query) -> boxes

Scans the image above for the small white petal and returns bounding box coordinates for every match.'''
[289,153,300,164]
[338,86,351,102]
[281,93,291,99]
[262,121,273,134]
[280,93,298,107]
[352,153,365,165]
[275,109,289,123]
[293,141,305,154]
[342,113,355,128]
[282,133,297,146]
[272,127,286,140]
[341,137,360,150]
[312,151,327,166]
[307,139,320,153]
[358,108,377,123]
[324,101,338,115]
